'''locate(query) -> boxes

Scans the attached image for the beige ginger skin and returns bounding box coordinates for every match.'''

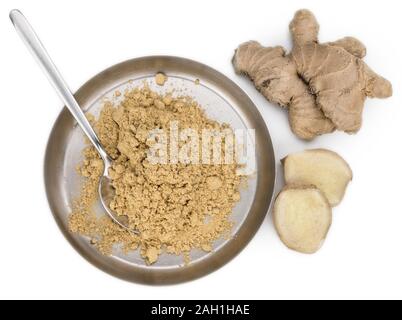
[233,9,393,140]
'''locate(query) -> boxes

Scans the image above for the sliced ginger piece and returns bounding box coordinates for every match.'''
[274,185,332,254]
[283,149,352,207]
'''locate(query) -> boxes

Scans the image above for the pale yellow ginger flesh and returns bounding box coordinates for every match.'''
[283,149,352,206]
[274,186,332,254]
[233,9,392,140]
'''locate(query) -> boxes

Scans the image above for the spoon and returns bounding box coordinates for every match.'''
[10,9,136,234]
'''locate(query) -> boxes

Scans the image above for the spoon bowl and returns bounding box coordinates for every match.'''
[99,175,136,232]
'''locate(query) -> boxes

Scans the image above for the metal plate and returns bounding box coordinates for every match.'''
[44,56,276,285]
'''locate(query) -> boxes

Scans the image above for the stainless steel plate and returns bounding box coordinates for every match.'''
[44,56,276,285]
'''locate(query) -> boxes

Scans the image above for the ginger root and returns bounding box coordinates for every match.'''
[233,9,392,140]
[273,185,332,254]
[282,149,352,206]
[274,149,352,254]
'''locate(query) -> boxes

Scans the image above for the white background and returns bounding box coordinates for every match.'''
[0,0,401,300]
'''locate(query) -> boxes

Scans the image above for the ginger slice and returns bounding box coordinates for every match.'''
[274,185,332,254]
[282,149,352,207]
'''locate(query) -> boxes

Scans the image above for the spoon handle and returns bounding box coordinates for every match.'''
[10,9,110,165]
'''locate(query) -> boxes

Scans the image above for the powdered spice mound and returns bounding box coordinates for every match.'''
[69,85,245,264]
